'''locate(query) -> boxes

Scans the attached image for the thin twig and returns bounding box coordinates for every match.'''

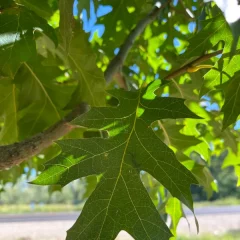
[178,0,195,19]
[104,1,170,83]
[164,49,223,80]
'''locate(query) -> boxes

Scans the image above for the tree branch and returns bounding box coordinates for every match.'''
[164,49,223,80]
[0,103,89,170]
[0,2,171,171]
[104,2,170,83]
[2,0,219,170]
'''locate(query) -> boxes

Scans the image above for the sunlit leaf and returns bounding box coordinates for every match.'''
[34,81,200,239]
[165,197,185,237]
[0,6,57,78]
[14,59,75,139]
[0,83,18,144]
[220,73,240,129]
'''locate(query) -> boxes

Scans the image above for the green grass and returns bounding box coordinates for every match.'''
[1,197,240,214]
[177,231,240,240]
[0,203,84,214]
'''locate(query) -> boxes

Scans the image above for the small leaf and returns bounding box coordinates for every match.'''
[165,197,184,237]
[156,121,201,150]
[222,144,240,169]
[184,160,215,199]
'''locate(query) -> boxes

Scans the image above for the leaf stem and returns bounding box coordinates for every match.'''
[164,49,223,80]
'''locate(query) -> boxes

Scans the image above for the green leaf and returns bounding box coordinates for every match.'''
[234,165,240,187]
[0,6,57,78]
[203,53,240,96]
[96,0,150,56]
[15,0,53,19]
[34,81,200,240]
[59,0,74,53]
[182,15,231,60]
[181,15,240,96]
[62,26,106,107]
[0,0,13,8]
[220,73,240,129]
[180,105,211,162]
[0,83,18,144]
[222,145,240,187]
[197,15,240,97]
[209,119,238,154]
[58,0,105,106]
[168,73,204,101]
[184,160,215,199]
[229,20,240,54]
[222,144,240,169]
[213,0,240,54]
[156,121,201,150]
[165,197,184,237]
[14,60,75,139]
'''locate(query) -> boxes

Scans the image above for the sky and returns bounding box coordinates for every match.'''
[73,0,112,39]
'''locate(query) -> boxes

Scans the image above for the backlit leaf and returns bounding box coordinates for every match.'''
[0,6,57,78]
[220,73,240,129]
[0,83,18,144]
[34,81,200,239]
[14,60,75,139]
[59,0,74,54]
[16,0,53,19]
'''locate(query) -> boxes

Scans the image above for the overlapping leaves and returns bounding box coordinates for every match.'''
[0,5,56,78]
[0,4,59,143]
[0,0,105,144]
[15,0,53,19]
[34,81,200,239]
[14,59,75,139]
[181,14,237,96]
[59,0,105,107]
[182,13,240,128]
[0,84,18,144]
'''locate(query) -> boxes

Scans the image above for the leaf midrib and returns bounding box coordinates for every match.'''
[24,62,61,120]
[224,80,240,126]
[95,90,142,240]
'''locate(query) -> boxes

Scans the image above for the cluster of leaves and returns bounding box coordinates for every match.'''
[1,0,240,239]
